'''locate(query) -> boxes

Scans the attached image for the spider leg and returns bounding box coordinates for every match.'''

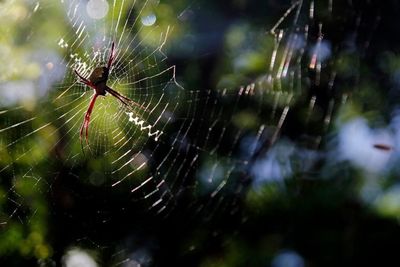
[107,41,116,69]
[105,86,146,111]
[74,70,90,84]
[80,93,99,150]
[74,70,97,89]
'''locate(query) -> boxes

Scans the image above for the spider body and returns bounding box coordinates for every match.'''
[74,42,144,151]
[89,66,109,95]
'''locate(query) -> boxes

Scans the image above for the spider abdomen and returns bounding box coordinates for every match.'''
[89,67,109,85]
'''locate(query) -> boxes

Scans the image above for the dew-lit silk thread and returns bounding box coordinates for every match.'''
[126,112,163,141]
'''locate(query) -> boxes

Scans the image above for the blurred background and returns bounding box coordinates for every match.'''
[2,0,400,266]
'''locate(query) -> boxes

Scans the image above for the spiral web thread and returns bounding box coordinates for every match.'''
[0,0,380,224]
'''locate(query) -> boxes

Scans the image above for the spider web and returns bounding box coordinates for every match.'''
[0,0,381,244]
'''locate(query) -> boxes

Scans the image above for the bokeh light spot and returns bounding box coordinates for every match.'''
[141,13,157,26]
[86,0,109,20]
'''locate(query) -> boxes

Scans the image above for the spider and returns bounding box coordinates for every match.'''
[74,42,143,149]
